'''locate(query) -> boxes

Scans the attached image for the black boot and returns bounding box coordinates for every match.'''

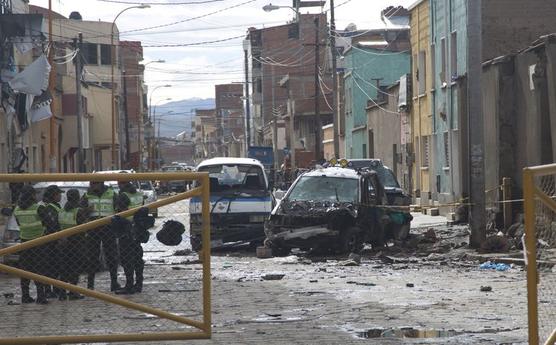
[87,273,95,290]
[68,292,85,300]
[35,285,48,305]
[21,280,34,303]
[58,290,68,301]
[110,269,121,292]
[133,266,144,293]
[45,286,57,299]
[115,285,135,295]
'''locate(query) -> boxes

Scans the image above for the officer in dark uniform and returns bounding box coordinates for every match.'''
[41,185,65,300]
[12,185,48,304]
[81,181,121,291]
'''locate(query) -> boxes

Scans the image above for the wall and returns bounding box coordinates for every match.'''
[409,0,433,202]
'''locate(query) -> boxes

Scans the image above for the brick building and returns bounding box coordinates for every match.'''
[214,83,244,157]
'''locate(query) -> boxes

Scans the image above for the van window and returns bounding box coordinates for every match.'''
[198,164,266,192]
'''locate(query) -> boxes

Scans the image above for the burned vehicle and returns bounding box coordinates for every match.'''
[265,166,412,255]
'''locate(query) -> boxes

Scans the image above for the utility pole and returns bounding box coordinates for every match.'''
[74,33,85,173]
[313,17,322,162]
[48,0,57,172]
[329,0,340,158]
[122,70,131,166]
[243,40,251,152]
[467,0,485,248]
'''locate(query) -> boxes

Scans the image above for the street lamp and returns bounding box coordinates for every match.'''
[142,59,165,68]
[153,109,173,170]
[148,84,172,120]
[263,3,299,21]
[111,4,150,169]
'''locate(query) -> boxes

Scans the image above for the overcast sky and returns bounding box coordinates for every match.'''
[29,0,413,104]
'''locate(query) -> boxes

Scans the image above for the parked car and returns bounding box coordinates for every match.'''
[189,157,273,251]
[265,166,412,256]
[0,181,90,264]
[139,180,158,217]
[157,165,188,193]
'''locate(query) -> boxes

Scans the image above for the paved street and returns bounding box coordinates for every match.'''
[0,204,529,344]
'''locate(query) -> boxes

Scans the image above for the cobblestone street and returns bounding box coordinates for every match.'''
[0,213,529,344]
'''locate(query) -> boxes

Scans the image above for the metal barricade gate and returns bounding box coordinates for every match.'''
[0,172,211,344]
[523,164,556,345]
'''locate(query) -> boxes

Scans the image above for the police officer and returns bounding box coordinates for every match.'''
[81,181,121,291]
[41,185,65,300]
[117,180,144,218]
[12,185,48,304]
[58,189,87,300]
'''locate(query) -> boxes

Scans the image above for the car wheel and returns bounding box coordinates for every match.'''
[338,227,364,254]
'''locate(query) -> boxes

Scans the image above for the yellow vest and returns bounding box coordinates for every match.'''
[14,204,45,240]
[87,189,115,217]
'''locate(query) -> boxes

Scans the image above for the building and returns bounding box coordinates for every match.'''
[214,83,244,157]
[427,0,556,216]
[342,8,410,160]
[50,11,123,171]
[192,108,218,161]
[408,0,433,206]
[246,13,333,167]
[120,41,147,170]
[366,82,412,192]
[482,34,556,210]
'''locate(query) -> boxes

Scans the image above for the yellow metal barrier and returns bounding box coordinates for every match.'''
[523,164,556,345]
[0,172,211,344]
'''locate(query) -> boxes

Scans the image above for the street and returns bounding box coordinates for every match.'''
[0,201,529,344]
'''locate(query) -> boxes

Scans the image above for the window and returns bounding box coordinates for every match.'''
[362,143,367,159]
[418,50,426,95]
[82,43,98,65]
[288,22,299,39]
[100,44,112,65]
[440,38,446,84]
[430,43,436,88]
[413,54,418,94]
[450,31,457,81]
[287,176,359,203]
[256,78,262,93]
[421,135,429,167]
[444,132,450,167]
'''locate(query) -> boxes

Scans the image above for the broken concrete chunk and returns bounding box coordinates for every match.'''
[406,283,415,288]
[480,286,493,292]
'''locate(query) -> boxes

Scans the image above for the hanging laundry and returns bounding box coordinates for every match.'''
[29,89,53,122]
[8,54,50,96]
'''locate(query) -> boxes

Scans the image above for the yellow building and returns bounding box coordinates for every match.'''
[409,0,433,205]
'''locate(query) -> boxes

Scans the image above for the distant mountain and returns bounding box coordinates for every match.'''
[151,98,215,138]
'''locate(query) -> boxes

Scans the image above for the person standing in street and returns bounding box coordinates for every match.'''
[81,181,121,291]
[58,189,88,300]
[12,185,48,304]
[41,185,65,300]
[117,180,143,218]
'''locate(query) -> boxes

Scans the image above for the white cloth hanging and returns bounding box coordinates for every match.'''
[8,54,51,96]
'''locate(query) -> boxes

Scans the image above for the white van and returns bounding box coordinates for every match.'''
[189,158,273,250]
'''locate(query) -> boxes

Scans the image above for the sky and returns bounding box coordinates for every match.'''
[29,0,414,105]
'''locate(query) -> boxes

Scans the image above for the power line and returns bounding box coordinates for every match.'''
[97,0,226,4]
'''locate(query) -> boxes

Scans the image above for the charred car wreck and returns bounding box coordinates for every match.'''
[265,167,412,255]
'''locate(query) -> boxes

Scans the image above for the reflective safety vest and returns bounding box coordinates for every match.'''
[47,203,62,213]
[58,208,78,230]
[14,204,45,240]
[123,191,144,220]
[124,191,144,209]
[87,189,115,217]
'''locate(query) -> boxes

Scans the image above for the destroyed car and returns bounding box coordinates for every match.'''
[265,166,412,255]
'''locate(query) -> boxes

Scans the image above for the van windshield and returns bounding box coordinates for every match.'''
[198,164,267,192]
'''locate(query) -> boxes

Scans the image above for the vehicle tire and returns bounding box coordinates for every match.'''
[190,235,202,252]
[338,227,364,254]
[271,245,291,257]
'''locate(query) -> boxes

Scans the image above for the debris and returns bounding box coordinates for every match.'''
[480,236,510,253]
[347,281,376,287]
[173,249,193,256]
[262,274,285,281]
[479,261,511,271]
[422,228,437,243]
[339,259,360,266]
[83,318,92,322]
[151,259,165,263]
[348,252,362,264]
[3,293,14,299]
[309,280,318,283]
[158,289,199,293]
[265,313,282,317]
[256,246,273,259]
[171,266,185,270]
[272,255,300,265]
[7,301,19,305]
[480,286,493,292]
[406,283,415,288]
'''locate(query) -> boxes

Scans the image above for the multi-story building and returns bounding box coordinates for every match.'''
[120,41,146,170]
[215,83,244,157]
[246,13,333,166]
[342,7,410,159]
[192,108,217,161]
[408,0,433,206]
[427,0,556,216]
